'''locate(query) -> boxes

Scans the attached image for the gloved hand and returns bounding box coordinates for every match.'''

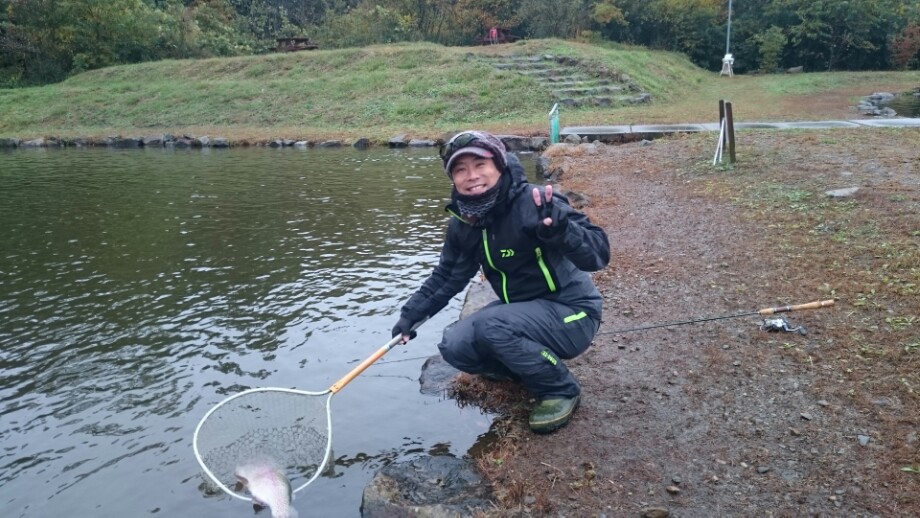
[391,317,418,342]
[533,186,569,240]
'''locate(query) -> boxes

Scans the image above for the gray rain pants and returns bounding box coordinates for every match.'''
[438,299,599,399]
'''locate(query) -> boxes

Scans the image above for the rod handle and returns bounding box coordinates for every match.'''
[759,299,835,316]
[330,336,400,394]
[329,318,427,394]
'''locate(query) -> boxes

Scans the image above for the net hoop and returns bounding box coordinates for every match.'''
[193,386,334,500]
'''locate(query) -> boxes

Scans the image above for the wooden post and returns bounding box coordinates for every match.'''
[726,102,736,164]
[718,100,727,150]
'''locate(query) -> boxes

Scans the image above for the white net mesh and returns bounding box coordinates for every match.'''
[194,388,332,498]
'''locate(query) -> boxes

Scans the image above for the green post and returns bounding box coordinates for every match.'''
[549,103,560,144]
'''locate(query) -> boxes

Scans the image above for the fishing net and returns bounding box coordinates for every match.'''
[194,334,415,502]
[193,388,333,499]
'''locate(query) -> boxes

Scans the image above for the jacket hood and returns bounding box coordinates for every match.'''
[505,153,528,187]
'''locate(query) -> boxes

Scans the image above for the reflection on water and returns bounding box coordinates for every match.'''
[0,147,504,517]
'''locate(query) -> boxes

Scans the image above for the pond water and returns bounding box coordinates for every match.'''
[0,147,528,517]
[883,91,920,117]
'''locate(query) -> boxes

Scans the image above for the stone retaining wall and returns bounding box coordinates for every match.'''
[0,133,551,152]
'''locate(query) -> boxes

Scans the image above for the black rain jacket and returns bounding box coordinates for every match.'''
[400,154,610,324]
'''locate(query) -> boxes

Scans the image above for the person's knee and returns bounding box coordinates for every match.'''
[472,314,514,351]
[437,339,461,366]
[439,323,479,369]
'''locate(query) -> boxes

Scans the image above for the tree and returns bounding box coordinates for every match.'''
[316,1,411,47]
[517,0,587,39]
[628,0,724,69]
[591,0,629,42]
[891,23,920,69]
[0,0,255,85]
[2,0,82,84]
[183,0,257,55]
[67,0,168,72]
[767,0,894,70]
[752,25,786,72]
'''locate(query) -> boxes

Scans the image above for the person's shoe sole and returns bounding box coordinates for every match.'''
[529,395,581,434]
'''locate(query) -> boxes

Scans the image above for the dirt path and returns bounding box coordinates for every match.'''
[462,129,920,516]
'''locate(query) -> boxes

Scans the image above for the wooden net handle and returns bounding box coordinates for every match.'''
[329,318,427,394]
[329,335,401,394]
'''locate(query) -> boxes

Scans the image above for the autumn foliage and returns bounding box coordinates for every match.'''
[1,0,918,87]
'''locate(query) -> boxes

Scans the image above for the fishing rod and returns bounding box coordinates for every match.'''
[599,299,836,335]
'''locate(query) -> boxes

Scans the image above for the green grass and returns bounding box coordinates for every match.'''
[1,39,918,141]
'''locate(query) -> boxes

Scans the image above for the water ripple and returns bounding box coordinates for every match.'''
[0,147,493,517]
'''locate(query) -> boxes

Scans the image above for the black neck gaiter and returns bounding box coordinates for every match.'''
[452,172,511,226]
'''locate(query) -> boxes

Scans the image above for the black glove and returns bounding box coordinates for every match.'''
[536,194,569,240]
[392,317,418,341]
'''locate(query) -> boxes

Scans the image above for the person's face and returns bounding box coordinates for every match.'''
[450,154,502,196]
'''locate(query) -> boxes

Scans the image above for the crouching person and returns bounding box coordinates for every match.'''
[393,130,610,433]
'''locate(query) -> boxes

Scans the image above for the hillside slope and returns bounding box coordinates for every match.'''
[0,40,710,139]
[0,39,916,141]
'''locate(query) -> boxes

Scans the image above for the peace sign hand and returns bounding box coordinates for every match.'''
[532,185,568,239]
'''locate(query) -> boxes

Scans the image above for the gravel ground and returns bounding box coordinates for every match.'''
[464,128,920,517]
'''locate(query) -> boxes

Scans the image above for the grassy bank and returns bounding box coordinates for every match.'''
[1,39,917,141]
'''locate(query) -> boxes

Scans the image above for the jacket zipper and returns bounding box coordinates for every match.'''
[482,228,510,303]
[535,247,557,292]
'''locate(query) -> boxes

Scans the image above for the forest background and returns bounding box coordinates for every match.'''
[2,0,920,88]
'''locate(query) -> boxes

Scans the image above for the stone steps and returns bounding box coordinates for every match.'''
[479,53,649,109]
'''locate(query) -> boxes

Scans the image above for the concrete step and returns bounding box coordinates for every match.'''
[481,55,546,63]
[515,68,568,76]
[493,62,552,71]
[555,97,627,108]
[543,79,612,87]
[555,94,653,108]
[554,86,625,96]
[524,72,611,84]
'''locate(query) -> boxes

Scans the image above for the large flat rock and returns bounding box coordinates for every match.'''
[361,456,492,518]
